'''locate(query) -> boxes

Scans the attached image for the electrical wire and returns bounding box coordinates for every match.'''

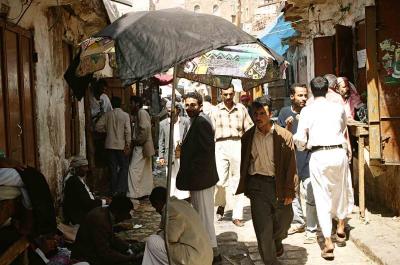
[271,18,304,30]
[16,0,34,25]
[262,26,296,36]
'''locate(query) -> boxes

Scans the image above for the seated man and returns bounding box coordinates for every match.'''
[71,195,142,265]
[63,156,110,225]
[142,187,213,265]
[0,157,56,237]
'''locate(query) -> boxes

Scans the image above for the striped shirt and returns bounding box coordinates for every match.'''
[211,102,253,140]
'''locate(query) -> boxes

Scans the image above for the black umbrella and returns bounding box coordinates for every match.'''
[93,8,256,85]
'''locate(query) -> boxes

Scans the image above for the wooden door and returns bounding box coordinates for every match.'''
[0,22,36,166]
[4,29,23,162]
[313,36,335,77]
[20,35,36,166]
[63,42,79,158]
[355,20,367,100]
[335,24,354,82]
[0,29,6,153]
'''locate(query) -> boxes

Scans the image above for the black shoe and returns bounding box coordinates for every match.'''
[276,246,284,257]
[216,206,225,221]
[212,254,222,264]
[136,195,149,201]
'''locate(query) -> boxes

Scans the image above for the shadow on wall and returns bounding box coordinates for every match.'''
[353,156,400,216]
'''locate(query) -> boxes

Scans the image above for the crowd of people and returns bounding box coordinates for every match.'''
[0,73,364,265]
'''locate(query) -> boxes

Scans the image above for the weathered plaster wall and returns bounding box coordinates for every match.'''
[290,0,374,84]
[5,1,105,201]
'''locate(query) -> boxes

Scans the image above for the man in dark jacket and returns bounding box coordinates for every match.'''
[236,96,296,265]
[176,92,220,262]
[71,195,141,265]
[63,156,109,225]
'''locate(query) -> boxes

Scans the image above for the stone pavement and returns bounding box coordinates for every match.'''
[347,206,400,265]
[215,197,375,265]
[118,172,377,265]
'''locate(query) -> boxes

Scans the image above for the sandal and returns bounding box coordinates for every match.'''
[321,247,334,260]
[335,232,347,247]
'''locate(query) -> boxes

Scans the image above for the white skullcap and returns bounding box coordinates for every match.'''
[69,156,88,168]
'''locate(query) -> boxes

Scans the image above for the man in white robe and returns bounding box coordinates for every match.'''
[128,96,155,200]
[293,76,354,260]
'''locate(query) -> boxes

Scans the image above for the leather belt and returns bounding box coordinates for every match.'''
[250,174,275,179]
[215,136,241,142]
[311,144,343,152]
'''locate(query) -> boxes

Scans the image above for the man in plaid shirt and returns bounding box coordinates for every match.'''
[211,87,253,227]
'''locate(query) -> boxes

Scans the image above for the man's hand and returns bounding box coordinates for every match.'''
[159,158,166,166]
[104,197,112,205]
[347,148,352,163]
[124,145,131,156]
[285,116,294,130]
[283,197,293,205]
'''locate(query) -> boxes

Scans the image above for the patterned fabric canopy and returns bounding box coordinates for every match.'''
[176,43,282,90]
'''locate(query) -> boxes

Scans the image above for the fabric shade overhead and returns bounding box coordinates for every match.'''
[94,8,257,85]
[176,42,283,90]
[259,13,297,56]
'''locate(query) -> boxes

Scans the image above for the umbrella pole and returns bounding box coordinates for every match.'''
[164,65,177,265]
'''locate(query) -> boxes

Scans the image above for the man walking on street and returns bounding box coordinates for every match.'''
[96,97,131,195]
[236,96,296,265]
[294,77,354,260]
[211,87,253,227]
[278,83,318,243]
[158,101,190,200]
[176,92,220,263]
[128,96,155,201]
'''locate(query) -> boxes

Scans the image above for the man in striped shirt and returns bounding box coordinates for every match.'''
[211,87,253,227]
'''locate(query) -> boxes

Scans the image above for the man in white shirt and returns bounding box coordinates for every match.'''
[293,76,354,260]
[96,97,131,195]
[90,80,113,123]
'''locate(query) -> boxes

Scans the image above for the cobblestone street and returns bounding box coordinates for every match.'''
[214,199,376,265]
[119,174,376,265]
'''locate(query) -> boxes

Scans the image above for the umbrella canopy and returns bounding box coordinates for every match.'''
[177,42,283,90]
[93,8,256,85]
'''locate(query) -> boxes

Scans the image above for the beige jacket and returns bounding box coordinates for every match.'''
[164,197,213,265]
[133,109,155,157]
[95,108,131,150]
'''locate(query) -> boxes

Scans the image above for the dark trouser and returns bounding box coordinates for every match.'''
[247,175,293,265]
[107,149,129,194]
